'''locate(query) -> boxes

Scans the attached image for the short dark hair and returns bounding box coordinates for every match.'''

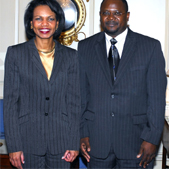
[24,0,65,40]
[100,0,128,12]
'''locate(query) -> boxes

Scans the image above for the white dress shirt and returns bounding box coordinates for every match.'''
[105,28,128,59]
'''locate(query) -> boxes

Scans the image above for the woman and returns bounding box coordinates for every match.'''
[3,0,80,168]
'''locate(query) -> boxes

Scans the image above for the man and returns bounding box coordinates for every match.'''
[78,0,167,168]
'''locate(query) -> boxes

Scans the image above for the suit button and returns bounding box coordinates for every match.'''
[111,94,115,99]
[111,113,114,117]
[46,97,49,100]
[45,113,48,116]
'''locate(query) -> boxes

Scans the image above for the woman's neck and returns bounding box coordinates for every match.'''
[34,37,55,52]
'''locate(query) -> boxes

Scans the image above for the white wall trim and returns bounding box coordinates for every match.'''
[89,0,94,36]
[165,0,169,71]
[15,0,19,44]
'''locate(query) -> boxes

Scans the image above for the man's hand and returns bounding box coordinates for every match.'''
[137,141,157,168]
[80,137,91,162]
[62,150,79,162]
[9,151,24,169]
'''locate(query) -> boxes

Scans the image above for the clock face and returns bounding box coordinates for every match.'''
[56,0,78,31]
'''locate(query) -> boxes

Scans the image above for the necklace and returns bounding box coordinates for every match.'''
[39,48,55,57]
[37,45,55,54]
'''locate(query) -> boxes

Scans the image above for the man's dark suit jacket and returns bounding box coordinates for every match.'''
[78,29,167,159]
[3,38,80,155]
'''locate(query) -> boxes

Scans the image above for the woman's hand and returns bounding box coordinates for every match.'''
[9,151,24,169]
[62,150,79,162]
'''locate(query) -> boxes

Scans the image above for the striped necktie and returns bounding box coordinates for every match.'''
[108,38,120,84]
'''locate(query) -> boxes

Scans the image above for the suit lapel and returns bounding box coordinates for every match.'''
[49,41,64,85]
[28,39,47,79]
[95,32,113,88]
[115,29,137,84]
[28,39,64,83]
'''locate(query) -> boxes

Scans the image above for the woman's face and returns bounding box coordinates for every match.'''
[30,5,59,40]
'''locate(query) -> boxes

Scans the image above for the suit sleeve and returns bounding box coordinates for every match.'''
[78,42,90,139]
[66,51,81,150]
[140,41,167,145]
[3,46,23,153]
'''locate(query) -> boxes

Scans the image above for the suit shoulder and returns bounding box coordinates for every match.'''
[5,40,32,66]
[131,30,160,44]
[56,41,76,53]
[58,43,77,61]
[8,40,30,49]
[56,42,78,64]
[6,41,30,57]
[6,40,33,55]
[78,32,103,46]
[60,44,77,53]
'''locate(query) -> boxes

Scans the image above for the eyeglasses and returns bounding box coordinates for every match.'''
[101,11,126,17]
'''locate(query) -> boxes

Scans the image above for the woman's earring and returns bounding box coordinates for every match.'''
[31,25,33,29]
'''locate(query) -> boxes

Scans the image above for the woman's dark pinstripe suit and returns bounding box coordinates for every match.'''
[3,38,80,157]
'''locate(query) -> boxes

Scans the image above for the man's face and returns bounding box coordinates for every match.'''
[100,0,130,37]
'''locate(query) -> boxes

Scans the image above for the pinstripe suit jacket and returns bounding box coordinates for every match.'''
[78,29,167,159]
[3,38,80,155]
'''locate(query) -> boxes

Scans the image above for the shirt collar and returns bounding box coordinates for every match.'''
[105,28,128,58]
[105,28,128,45]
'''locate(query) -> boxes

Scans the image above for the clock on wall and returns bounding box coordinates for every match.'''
[56,0,88,46]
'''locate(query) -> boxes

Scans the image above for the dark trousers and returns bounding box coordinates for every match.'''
[22,152,70,169]
[88,146,154,169]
